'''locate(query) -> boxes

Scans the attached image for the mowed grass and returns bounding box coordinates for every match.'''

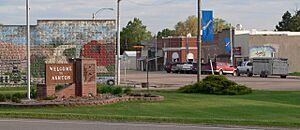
[0,87,27,95]
[0,91,300,128]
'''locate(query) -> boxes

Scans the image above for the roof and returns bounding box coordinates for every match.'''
[236,29,300,36]
[123,51,137,57]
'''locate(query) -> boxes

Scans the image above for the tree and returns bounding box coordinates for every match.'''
[276,10,300,31]
[276,11,293,31]
[175,15,198,36]
[174,16,231,36]
[157,28,176,38]
[214,18,231,33]
[121,18,152,53]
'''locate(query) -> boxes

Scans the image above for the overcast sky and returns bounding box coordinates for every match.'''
[0,0,299,34]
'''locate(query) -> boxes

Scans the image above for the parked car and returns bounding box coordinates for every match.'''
[203,62,238,76]
[96,76,115,85]
[164,62,177,73]
[178,62,198,74]
[171,63,183,73]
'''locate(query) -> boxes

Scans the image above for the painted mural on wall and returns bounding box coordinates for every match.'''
[0,20,116,85]
[249,46,275,58]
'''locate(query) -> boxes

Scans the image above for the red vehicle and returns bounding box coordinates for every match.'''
[203,62,238,76]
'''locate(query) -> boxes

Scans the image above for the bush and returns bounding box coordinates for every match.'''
[97,85,113,94]
[30,88,37,99]
[0,94,6,102]
[123,87,132,95]
[43,96,57,100]
[97,84,132,95]
[11,96,21,103]
[112,87,123,95]
[4,94,12,101]
[55,84,65,92]
[178,75,252,95]
[12,93,26,99]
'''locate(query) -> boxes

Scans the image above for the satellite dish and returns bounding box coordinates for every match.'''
[236,24,243,30]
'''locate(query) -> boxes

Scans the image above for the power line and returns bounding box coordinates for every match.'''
[126,0,179,6]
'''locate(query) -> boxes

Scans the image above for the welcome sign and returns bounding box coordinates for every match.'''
[45,64,75,85]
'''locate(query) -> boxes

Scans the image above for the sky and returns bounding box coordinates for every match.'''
[0,0,300,34]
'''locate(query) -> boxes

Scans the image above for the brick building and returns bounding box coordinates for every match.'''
[136,30,232,71]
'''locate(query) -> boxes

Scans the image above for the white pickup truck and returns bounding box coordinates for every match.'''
[237,61,253,77]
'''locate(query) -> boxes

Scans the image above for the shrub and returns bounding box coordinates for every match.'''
[12,96,21,103]
[123,87,132,95]
[4,94,12,101]
[12,93,26,99]
[97,85,113,94]
[112,87,123,95]
[30,88,37,99]
[97,84,131,95]
[55,84,64,92]
[178,75,252,95]
[0,94,6,102]
[43,96,57,100]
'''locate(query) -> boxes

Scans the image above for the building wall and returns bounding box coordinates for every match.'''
[0,20,116,84]
[249,35,300,72]
[160,29,232,65]
[234,34,250,58]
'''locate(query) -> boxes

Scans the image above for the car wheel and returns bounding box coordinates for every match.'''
[107,80,115,86]
[219,70,223,75]
[233,71,238,77]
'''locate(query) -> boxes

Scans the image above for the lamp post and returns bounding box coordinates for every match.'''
[116,0,121,85]
[26,0,31,100]
[197,0,202,83]
[92,8,114,20]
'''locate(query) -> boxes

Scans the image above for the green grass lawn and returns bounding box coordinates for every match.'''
[0,91,300,128]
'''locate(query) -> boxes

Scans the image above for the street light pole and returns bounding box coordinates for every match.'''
[26,0,31,100]
[116,0,121,85]
[197,0,202,82]
[92,8,114,20]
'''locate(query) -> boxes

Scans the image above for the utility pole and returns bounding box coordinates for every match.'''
[197,0,202,82]
[26,0,31,100]
[230,26,234,65]
[155,37,158,71]
[116,0,121,85]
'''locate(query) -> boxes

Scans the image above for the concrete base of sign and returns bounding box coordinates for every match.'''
[37,58,97,98]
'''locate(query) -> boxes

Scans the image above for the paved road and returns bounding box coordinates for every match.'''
[0,119,285,130]
[121,71,300,91]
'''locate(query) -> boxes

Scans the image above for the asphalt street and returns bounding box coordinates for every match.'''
[121,71,300,91]
[0,119,281,130]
